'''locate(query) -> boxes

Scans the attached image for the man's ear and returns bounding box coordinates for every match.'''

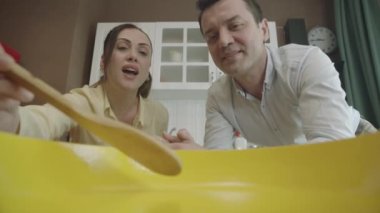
[260,18,270,43]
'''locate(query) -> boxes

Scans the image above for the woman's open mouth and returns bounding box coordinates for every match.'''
[122,67,138,75]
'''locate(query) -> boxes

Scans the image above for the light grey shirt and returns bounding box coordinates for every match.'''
[204,44,360,149]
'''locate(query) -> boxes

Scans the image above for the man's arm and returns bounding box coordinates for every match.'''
[297,48,359,142]
[204,90,235,149]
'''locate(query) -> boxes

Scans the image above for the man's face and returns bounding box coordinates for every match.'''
[201,0,269,77]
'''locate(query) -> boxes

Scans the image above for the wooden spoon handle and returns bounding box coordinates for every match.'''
[7,63,76,117]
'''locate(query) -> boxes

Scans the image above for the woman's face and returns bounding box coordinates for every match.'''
[104,28,152,92]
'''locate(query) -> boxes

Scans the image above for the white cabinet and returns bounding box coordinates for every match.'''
[152,22,220,91]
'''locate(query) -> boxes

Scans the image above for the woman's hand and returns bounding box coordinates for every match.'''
[0,44,34,103]
[0,44,34,132]
[162,128,204,150]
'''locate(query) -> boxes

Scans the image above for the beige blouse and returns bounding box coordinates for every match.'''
[19,84,168,145]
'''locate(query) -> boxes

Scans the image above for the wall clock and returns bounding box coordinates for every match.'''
[307,26,337,54]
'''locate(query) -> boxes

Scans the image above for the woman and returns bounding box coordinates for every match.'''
[0,23,168,145]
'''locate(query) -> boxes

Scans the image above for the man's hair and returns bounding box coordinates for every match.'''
[196,0,263,34]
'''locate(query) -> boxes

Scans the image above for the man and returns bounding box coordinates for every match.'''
[163,0,375,149]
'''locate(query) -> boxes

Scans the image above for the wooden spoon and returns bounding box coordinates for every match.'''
[6,62,182,176]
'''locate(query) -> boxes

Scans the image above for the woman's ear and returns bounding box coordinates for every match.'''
[99,55,108,81]
[100,55,105,71]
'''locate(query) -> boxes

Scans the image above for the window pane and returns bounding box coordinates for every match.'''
[187,66,209,82]
[187,28,204,43]
[162,29,183,43]
[187,46,208,62]
[161,47,183,62]
[161,65,183,82]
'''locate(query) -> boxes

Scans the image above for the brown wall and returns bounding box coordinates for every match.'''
[0,0,79,94]
[0,0,334,101]
[258,0,335,46]
[102,0,198,22]
[65,0,106,91]
[103,0,334,46]
[0,0,105,103]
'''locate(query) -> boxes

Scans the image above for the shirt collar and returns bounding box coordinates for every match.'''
[232,78,255,100]
[263,46,275,90]
[102,85,114,119]
[233,47,275,100]
[102,85,144,128]
[133,96,145,128]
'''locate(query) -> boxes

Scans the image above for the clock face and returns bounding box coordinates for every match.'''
[308,27,337,54]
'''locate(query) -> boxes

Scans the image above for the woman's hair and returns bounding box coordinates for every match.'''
[98,23,153,98]
[137,73,152,98]
[196,0,263,34]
